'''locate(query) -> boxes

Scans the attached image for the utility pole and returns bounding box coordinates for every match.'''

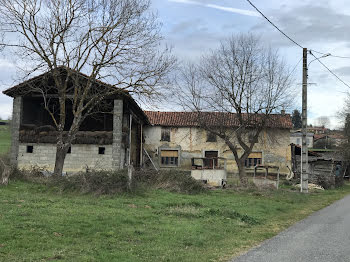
[301,48,308,193]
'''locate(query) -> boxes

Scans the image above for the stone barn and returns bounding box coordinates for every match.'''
[3,67,148,173]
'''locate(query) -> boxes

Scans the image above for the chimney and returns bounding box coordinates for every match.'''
[281,109,285,115]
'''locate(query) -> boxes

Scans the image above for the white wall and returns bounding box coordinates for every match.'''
[18,143,113,172]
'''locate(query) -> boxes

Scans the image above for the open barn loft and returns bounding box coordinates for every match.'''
[3,67,148,172]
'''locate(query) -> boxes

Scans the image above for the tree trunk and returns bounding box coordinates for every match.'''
[237,160,248,186]
[0,164,11,186]
[53,145,69,176]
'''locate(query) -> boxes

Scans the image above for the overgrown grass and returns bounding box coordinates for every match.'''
[0,181,350,261]
[0,124,10,155]
[10,168,205,195]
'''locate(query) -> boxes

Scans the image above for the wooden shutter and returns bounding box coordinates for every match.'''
[248,152,262,158]
[161,150,178,157]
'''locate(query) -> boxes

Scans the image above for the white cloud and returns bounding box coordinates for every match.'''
[168,0,260,17]
[308,88,345,129]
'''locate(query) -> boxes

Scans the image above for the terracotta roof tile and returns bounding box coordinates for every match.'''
[145,111,292,129]
[314,133,346,141]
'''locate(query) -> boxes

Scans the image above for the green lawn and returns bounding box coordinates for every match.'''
[1,182,350,261]
[0,124,10,155]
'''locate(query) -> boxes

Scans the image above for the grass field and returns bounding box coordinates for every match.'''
[1,181,350,261]
[0,123,10,155]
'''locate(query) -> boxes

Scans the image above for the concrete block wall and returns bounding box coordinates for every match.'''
[11,97,127,172]
[112,99,124,169]
[10,97,22,166]
[17,143,113,172]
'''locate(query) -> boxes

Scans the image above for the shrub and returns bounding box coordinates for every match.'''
[9,165,205,195]
[10,165,48,183]
[50,170,129,195]
[134,169,205,194]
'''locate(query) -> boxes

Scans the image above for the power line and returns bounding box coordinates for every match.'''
[310,49,350,59]
[245,0,350,60]
[310,52,350,89]
[244,0,303,49]
[289,57,302,77]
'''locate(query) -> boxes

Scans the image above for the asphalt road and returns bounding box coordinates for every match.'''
[231,194,350,262]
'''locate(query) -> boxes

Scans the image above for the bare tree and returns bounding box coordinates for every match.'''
[316,116,330,129]
[0,0,175,175]
[338,93,350,166]
[176,34,294,185]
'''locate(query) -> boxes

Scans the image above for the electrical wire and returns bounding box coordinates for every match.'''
[289,57,302,77]
[310,49,350,59]
[245,0,350,60]
[244,0,350,93]
[245,0,303,49]
[310,52,350,89]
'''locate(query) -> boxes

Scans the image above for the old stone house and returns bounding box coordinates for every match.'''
[3,68,148,172]
[143,111,293,175]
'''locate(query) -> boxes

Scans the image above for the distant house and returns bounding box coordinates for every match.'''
[290,131,314,148]
[314,133,346,149]
[307,126,329,135]
[143,111,293,175]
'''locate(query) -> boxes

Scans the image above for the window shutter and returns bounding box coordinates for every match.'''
[248,152,262,158]
[161,150,178,157]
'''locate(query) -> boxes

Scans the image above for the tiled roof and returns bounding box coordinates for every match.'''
[314,134,346,141]
[145,111,292,129]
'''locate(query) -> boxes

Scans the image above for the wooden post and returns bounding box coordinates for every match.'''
[127,164,134,190]
[140,124,143,167]
[128,114,133,189]
[128,114,132,165]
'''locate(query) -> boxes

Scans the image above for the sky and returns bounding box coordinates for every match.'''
[1,0,350,129]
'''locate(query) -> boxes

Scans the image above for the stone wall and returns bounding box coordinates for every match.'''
[144,126,292,175]
[17,143,113,172]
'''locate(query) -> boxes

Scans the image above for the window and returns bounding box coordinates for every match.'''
[99,147,105,155]
[160,150,179,166]
[206,132,217,142]
[67,147,71,154]
[161,127,170,142]
[26,145,33,153]
[245,152,262,167]
[204,151,218,168]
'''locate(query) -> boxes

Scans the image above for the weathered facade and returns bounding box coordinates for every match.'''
[143,111,293,175]
[3,68,147,173]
